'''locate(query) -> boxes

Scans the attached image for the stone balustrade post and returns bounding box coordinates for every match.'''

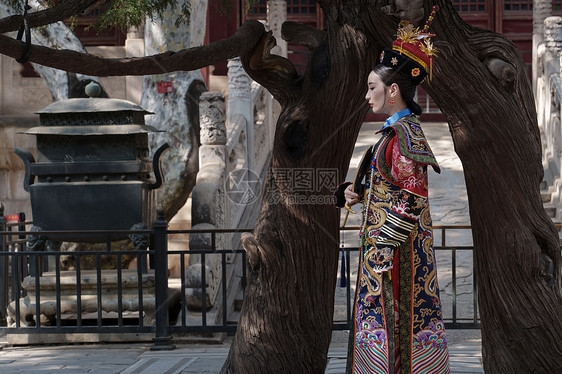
[199,92,227,168]
[539,17,562,143]
[542,18,562,159]
[186,92,227,311]
[227,58,253,171]
[125,25,144,104]
[533,0,552,96]
[266,0,285,138]
[543,17,562,75]
[267,0,288,58]
[194,91,226,233]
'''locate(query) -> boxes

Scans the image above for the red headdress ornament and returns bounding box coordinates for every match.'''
[379,6,439,84]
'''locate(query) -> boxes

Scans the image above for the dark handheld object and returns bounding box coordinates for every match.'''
[16,0,31,64]
[333,146,373,208]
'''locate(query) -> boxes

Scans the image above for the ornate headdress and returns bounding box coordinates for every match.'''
[378,6,439,85]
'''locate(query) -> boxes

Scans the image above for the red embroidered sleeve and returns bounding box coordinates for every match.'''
[388,137,428,197]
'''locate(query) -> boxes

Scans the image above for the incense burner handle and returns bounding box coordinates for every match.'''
[14,148,36,192]
[150,143,170,190]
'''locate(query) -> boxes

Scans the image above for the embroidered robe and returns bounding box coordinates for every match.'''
[344,115,450,374]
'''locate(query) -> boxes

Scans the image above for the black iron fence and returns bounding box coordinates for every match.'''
[0,210,480,348]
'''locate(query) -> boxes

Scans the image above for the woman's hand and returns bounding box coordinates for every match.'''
[344,184,360,206]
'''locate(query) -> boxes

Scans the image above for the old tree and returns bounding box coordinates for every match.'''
[1,0,562,372]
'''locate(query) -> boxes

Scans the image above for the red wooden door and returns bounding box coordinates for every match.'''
[453,0,533,72]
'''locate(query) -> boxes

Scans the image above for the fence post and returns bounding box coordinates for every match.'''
[0,203,7,325]
[17,212,32,278]
[151,208,175,351]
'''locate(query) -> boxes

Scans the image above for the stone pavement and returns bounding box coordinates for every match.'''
[0,330,482,373]
[0,122,483,373]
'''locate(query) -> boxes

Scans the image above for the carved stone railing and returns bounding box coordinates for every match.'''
[185,92,228,311]
[225,58,276,233]
[537,16,562,221]
[185,57,275,316]
[533,0,553,96]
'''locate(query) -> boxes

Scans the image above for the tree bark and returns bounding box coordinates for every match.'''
[221,2,394,372]
[1,0,561,372]
[425,0,562,371]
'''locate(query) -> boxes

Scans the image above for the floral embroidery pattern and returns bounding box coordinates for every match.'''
[390,140,427,196]
[380,51,385,63]
[411,67,421,77]
[391,57,398,66]
[390,118,440,172]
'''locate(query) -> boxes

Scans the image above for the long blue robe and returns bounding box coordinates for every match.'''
[347,115,450,374]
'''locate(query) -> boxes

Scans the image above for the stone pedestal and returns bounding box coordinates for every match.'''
[7,270,158,327]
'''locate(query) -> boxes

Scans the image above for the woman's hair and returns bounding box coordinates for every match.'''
[372,64,423,115]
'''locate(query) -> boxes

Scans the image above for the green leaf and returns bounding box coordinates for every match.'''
[92,0,192,32]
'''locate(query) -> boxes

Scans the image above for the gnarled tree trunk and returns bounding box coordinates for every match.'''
[1,0,561,372]
[220,4,391,372]
[426,1,562,372]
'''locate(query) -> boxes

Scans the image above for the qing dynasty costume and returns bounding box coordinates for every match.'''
[333,9,450,373]
[335,110,450,374]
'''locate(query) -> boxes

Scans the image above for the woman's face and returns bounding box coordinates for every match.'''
[365,71,390,114]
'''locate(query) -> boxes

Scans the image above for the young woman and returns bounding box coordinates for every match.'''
[334,14,451,374]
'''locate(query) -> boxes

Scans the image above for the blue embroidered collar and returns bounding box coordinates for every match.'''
[382,108,412,130]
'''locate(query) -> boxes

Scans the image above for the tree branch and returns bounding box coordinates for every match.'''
[241,30,300,105]
[241,233,262,272]
[0,20,266,76]
[281,21,324,50]
[0,0,108,34]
